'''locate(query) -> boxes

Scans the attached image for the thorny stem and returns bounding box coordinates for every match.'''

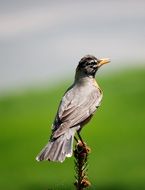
[74,140,91,190]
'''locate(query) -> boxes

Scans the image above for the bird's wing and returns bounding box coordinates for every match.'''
[52,85,102,138]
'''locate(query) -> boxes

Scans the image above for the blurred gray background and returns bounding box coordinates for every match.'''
[0,0,145,92]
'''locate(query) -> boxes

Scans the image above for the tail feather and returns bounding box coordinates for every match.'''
[36,129,76,162]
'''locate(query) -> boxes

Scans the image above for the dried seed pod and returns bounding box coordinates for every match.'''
[74,140,91,190]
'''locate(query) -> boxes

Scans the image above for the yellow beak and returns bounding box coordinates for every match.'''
[98,58,110,66]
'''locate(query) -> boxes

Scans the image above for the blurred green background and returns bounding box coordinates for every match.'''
[0,68,145,190]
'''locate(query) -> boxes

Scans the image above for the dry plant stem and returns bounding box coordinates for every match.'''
[74,140,91,190]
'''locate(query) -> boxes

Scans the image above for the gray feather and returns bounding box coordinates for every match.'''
[36,128,76,162]
[36,77,102,162]
[53,81,102,138]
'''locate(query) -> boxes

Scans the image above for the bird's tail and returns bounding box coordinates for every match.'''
[36,128,76,162]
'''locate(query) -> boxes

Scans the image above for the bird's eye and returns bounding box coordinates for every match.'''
[88,61,96,66]
[86,62,91,66]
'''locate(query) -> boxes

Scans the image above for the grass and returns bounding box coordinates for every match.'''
[0,67,145,190]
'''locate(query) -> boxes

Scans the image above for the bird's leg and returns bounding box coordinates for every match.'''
[77,131,85,146]
[74,136,78,143]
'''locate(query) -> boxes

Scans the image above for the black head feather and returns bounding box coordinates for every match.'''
[77,55,99,77]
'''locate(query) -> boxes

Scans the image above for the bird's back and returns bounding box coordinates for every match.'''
[52,77,103,138]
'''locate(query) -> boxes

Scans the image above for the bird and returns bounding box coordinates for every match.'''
[36,55,110,163]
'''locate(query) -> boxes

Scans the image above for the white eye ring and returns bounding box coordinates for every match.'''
[89,60,94,64]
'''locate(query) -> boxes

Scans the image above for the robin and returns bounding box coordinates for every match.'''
[36,55,110,162]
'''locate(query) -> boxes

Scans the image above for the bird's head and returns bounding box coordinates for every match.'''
[76,55,110,78]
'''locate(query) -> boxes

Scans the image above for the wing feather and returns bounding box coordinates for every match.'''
[52,84,102,138]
